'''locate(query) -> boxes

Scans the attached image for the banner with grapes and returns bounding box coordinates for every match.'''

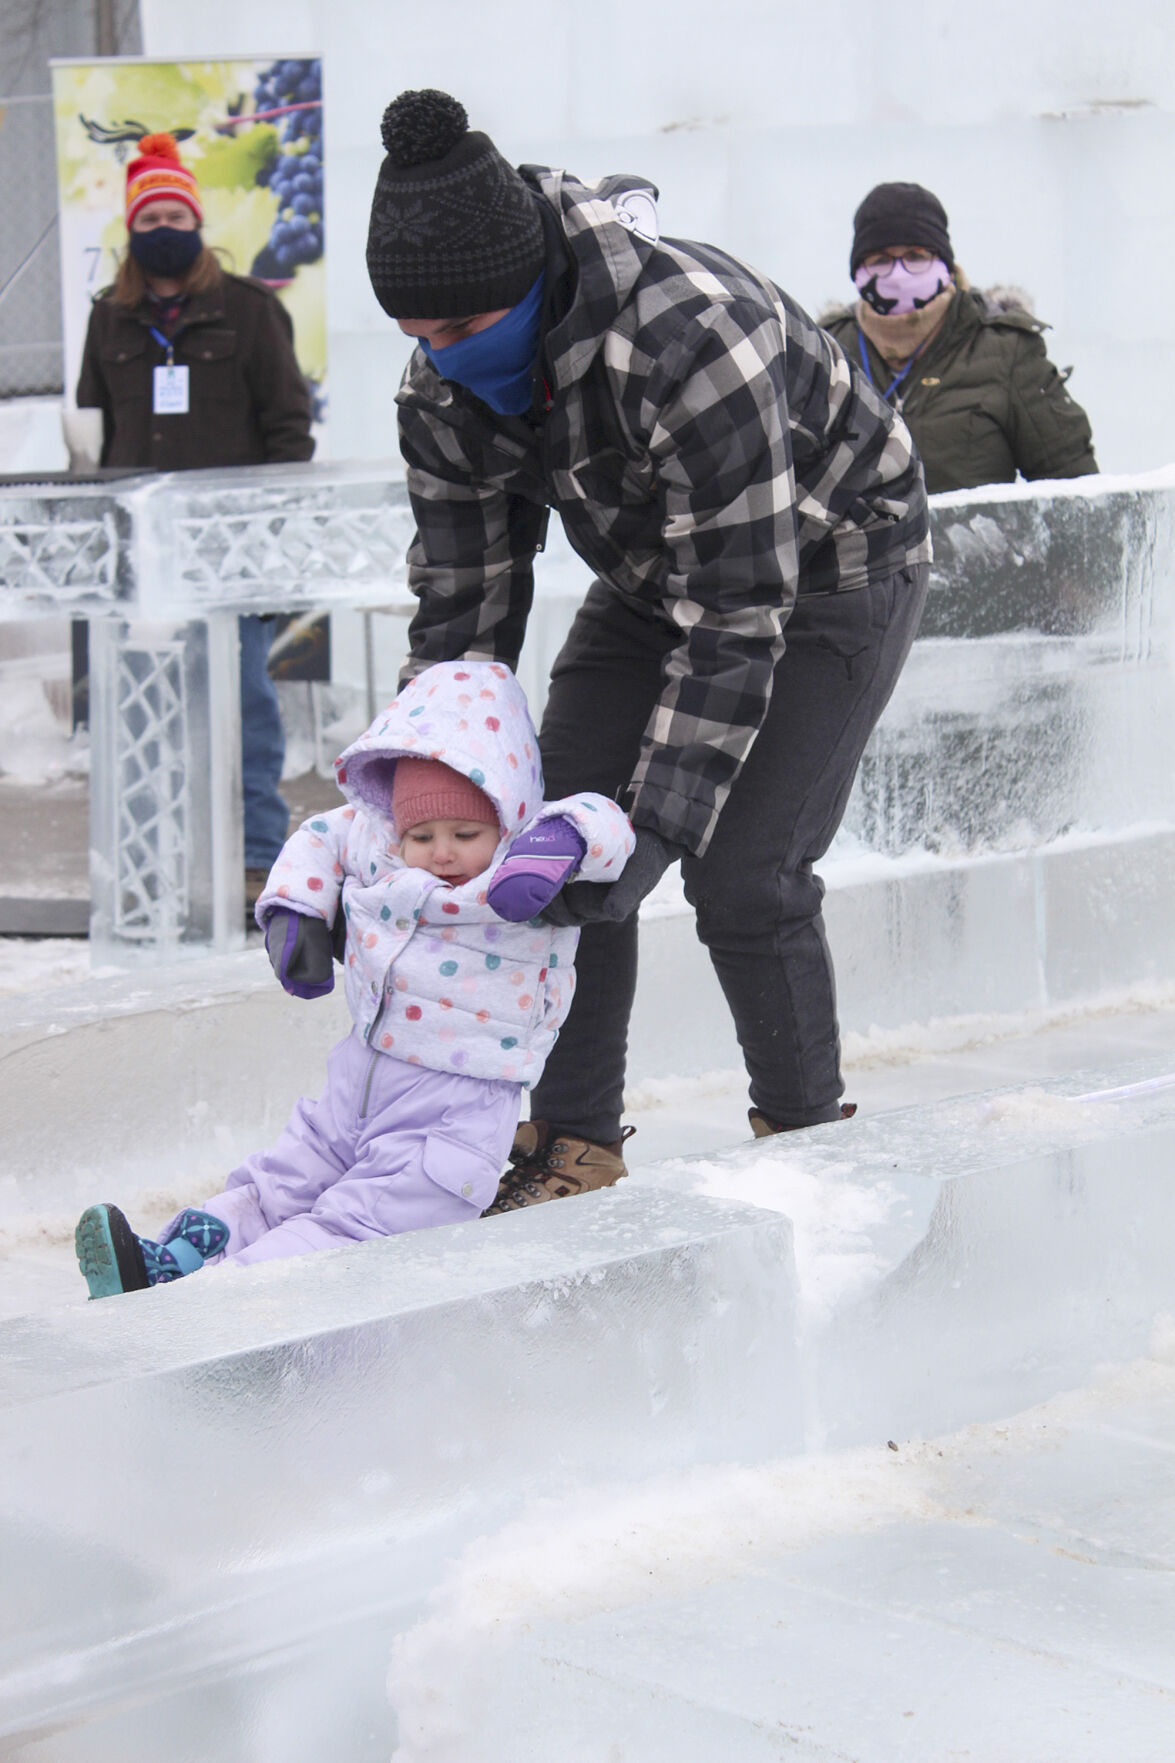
[50,55,326,421]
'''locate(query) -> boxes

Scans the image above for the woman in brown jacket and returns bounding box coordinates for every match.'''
[76,133,314,889]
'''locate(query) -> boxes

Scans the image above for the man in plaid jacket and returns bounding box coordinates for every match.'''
[366,90,931,1205]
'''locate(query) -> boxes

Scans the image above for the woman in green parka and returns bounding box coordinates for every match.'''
[821,182,1097,495]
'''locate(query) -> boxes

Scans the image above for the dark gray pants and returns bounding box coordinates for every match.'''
[531,564,929,1142]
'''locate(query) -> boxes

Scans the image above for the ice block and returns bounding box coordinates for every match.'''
[0,1187,797,1760]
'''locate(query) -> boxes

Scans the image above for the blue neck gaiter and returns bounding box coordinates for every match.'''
[420,273,545,416]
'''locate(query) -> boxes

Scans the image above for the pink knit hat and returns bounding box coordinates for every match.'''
[392,757,499,836]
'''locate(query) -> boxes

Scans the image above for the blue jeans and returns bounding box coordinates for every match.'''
[239,615,289,868]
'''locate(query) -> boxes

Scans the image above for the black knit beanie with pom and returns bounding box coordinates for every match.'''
[365,89,545,319]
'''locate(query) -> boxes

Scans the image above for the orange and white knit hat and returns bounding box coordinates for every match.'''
[125,133,203,227]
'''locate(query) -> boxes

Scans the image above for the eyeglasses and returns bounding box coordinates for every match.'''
[859,249,939,273]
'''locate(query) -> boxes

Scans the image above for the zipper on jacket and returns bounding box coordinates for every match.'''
[361,957,401,1103]
[364,964,394,1051]
[358,1047,380,1120]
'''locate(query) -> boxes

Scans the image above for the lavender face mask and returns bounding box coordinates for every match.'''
[854,257,951,316]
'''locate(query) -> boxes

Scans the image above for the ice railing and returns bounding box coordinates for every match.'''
[0,461,1172,961]
[841,467,1175,858]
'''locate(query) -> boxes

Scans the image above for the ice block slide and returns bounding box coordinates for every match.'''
[444,1382,1175,1763]
[0,1188,796,1762]
[393,1063,1175,1762]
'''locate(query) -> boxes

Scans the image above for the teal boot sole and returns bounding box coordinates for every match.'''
[75,1204,149,1299]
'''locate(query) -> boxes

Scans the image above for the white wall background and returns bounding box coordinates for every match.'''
[126,0,1175,474]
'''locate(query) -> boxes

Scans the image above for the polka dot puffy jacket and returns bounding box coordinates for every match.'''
[257,660,635,1087]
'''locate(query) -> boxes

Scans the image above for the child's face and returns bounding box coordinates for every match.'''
[399,818,500,886]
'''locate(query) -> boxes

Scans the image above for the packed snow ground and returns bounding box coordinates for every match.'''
[1,930,1171,1323]
[389,1335,1175,1761]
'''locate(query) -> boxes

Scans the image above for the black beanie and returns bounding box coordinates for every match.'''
[850,182,953,275]
[365,89,546,319]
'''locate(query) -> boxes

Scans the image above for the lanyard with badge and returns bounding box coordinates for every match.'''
[150,326,189,415]
[856,330,928,411]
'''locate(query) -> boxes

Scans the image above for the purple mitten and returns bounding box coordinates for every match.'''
[487,815,587,922]
[263,907,335,999]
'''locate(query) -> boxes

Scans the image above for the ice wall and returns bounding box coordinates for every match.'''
[0,1189,795,1761]
[401,1063,1175,1762]
[4,1047,1174,1759]
[631,469,1175,1071]
[850,473,1175,852]
[138,0,1175,475]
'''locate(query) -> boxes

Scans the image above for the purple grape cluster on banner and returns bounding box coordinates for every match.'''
[249,59,323,281]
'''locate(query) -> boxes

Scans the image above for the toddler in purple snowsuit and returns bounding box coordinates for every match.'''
[75,661,634,1298]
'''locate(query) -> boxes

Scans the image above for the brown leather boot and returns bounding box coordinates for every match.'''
[748,1103,858,1137]
[482,1121,635,1214]
[245,866,270,926]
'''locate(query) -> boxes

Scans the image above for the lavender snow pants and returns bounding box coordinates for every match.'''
[200,1033,521,1265]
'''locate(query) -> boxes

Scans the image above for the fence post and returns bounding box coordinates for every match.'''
[88,613,243,964]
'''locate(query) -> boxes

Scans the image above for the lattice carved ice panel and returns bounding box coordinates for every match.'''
[0,512,120,607]
[112,637,190,941]
[169,503,418,605]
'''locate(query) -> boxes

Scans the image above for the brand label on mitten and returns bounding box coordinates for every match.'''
[153,365,189,414]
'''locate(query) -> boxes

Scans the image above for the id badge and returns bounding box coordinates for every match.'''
[153,364,190,415]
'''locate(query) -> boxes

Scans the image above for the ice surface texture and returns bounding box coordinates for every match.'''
[415,1364,1175,1763]
[843,476,1175,854]
[388,1065,1175,1761]
[0,1189,795,1758]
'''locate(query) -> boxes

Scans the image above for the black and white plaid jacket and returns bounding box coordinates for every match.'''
[397,166,930,854]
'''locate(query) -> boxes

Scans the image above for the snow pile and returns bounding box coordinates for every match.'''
[840,980,1175,1070]
[624,1066,746,1111]
[0,937,91,998]
[626,982,1175,1086]
[388,1341,1175,1760]
[388,1445,952,1763]
[0,674,82,784]
[977,1069,1175,1133]
[0,1178,200,1256]
[976,1087,1115,1133]
[664,1151,897,1324]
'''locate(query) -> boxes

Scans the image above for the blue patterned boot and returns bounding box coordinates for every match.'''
[144,1209,231,1283]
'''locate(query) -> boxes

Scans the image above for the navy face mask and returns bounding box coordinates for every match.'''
[419,274,545,416]
[129,227,204,278]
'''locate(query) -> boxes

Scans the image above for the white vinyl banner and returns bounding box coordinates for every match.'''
[51,54,326,416]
